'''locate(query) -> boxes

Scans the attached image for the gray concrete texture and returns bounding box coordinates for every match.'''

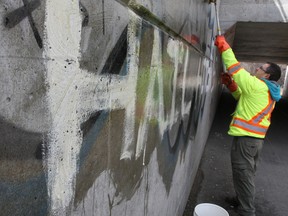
[183,91,288,216]
[0,0,222,215]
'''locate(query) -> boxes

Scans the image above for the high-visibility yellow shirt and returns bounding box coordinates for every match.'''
[222,48,275,138]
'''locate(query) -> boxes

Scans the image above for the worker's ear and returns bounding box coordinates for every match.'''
[264,73,271,79]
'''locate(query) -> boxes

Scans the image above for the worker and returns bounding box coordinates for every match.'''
[214,35,281,216]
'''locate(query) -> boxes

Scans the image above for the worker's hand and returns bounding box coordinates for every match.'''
[221,73,238,92]
[221,72,233,85]
[215,35,230,53]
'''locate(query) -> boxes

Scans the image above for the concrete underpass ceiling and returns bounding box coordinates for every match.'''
[232,22,288,63]
[219,0,288,63]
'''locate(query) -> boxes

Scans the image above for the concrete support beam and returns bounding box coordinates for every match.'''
[219,0,288,34]
[232,22,288,63]
[282,65,288,98]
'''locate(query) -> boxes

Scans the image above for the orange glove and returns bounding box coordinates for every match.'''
[221,73,238,92]
[215,35,230,53]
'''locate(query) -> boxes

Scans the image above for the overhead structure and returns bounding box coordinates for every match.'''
[233,22,288,63]
[219,0,288,63]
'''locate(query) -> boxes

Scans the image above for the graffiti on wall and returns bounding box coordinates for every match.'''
[0,0,47,215]
[71,0,218,214]
[5,0,43,48]
[0,0,219,215]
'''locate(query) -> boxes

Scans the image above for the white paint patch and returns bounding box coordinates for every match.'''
[120,13,142,160]
[274,0,288,22]
[181,49,192,133]
[44,3,144,212]
[43,0,82,214]
[282,65,288,97]
[135,28,163,161]
[181,49,189,118]
[81,26,92,53]
[170,40,179,130]
[156,44,165,139]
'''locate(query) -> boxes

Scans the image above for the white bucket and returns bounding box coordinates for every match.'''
[194,203,229,216]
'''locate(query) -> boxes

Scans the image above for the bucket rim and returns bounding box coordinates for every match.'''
[194,203,229,216]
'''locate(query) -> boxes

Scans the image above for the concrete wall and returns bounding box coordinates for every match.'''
[219,0,288,34]
[0,0,221,215]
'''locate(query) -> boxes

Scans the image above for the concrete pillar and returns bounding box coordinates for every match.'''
[282,65,288,98]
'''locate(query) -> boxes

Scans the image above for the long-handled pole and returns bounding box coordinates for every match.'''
[214,1,221,35]
[209,0,221,35]
[209,0,227,73]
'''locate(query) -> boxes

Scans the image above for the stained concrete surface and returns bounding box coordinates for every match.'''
[183,91,288,216]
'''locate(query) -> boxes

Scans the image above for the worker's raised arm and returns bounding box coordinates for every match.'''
[214,35,238,68]
[215,35,255,95]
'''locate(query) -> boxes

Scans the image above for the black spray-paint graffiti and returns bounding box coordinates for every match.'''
[102,0,105,35]
[101,26,128,75]
[4,0,43,48]
[79,2,89,27]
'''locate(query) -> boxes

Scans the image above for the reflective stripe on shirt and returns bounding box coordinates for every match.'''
[232,93,274,136]
[250,97,275,124]
[228,63,242,74]
[232,118,268,135]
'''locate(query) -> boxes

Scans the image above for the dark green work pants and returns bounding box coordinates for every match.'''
[231,136,264,216]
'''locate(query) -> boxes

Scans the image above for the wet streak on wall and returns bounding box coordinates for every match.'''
[0,0,221,215]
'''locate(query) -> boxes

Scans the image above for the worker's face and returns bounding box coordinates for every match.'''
[255,64,271,79]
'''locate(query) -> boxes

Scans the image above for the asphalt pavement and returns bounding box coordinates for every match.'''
[183,91,288,216]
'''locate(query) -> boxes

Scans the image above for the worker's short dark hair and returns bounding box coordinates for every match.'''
[266,62,281,81]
